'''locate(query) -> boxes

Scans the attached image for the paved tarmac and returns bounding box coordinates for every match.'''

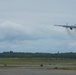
[0,68,76,75]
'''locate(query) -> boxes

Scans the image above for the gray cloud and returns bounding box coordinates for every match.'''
[0,0,76,52]
[0,21,50,42]
[0,17,76,53]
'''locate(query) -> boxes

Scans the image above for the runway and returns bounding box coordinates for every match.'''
[0,68,76,75]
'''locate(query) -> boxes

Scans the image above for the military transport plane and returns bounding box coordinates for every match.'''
[54,24,76,30]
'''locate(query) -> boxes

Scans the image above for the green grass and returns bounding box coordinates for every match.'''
[0,58,76,65]
[0,58,76,70]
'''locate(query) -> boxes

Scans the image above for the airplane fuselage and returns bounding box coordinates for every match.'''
[54,24,76,30]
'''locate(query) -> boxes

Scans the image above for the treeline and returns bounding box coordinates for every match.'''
[0,51,76,59]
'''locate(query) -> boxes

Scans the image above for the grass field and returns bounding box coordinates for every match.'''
[0,58,76,70]
[0,58,76,65]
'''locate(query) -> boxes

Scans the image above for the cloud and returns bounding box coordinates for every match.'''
[0,21,25,41]
[0,21,69,42]
[0,21,44,42]
[0,21,76,52]
[0,0,76,52]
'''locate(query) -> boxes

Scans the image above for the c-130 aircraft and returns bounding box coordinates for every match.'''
[54,23,76,30]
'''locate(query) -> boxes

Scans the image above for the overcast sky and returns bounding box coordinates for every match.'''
[0,0,76,53]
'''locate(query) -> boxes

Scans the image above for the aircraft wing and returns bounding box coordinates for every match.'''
[54,25,76,30]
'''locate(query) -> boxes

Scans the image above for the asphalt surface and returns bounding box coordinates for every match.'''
[0,68,76,75]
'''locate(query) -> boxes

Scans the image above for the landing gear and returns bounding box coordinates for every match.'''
[70,27,72,30]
